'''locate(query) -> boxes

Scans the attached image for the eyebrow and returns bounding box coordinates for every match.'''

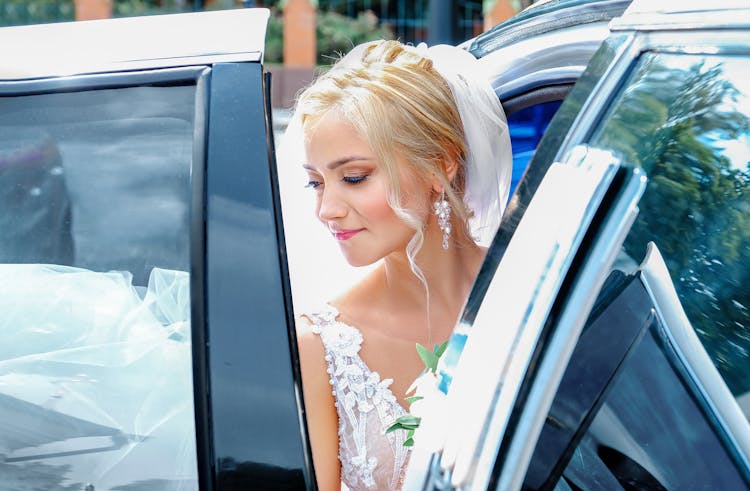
[302,156,373,171]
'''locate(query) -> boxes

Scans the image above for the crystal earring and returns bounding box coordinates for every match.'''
[434,192,451,250]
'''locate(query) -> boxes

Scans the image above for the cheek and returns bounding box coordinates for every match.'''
[360,180,430,229]
[360,186,396,222]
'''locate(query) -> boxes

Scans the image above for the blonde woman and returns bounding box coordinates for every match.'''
[282,40,512,491]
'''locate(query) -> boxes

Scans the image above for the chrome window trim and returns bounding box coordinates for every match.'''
[402,146,621,490]
[453,148,620,489]
[0,8,268,81]
[493,167,647,491]
[639,243,750,472]
[477,23,612,101]
[552,32,641,162]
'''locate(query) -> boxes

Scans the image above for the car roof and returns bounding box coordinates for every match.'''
[613,0,750,30]
[470,0,630,102]
[468,0,631,57]
[625,0,750,15]
[0,8,269,81]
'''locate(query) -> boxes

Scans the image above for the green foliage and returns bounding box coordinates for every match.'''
[386,413,421,447]
[113,0,192,17]
[593,54,750,394]
[265,8,392,65]
[386,341,449,446]
[386,413,421,433]
[0,0,74,27]
[316,9,392,65]
[416,341,449,373]
[265,7,283,64]
[0,0,197,26]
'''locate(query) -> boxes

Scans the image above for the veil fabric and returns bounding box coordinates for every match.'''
[417,43,512,245]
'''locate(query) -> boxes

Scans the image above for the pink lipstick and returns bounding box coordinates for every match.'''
[332,228,364,241]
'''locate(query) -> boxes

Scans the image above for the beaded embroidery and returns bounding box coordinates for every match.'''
[307,305,411,490]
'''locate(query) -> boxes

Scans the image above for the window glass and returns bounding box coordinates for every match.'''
[525,270,748,490]
[589,53,750,409]
[525,51,750,491]
[0,85,198,489]
[508,100,563,196]
[562,313,747,490]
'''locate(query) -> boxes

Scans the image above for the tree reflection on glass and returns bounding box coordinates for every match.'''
[591,53,750,397]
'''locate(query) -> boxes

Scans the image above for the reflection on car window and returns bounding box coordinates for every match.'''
[525,267,748,490]
[589,53,750,410]
[0,86,198,489]
[0,86,193,284]
[563,312,747,490]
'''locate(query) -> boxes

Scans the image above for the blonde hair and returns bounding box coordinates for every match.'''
[294,40,473,284]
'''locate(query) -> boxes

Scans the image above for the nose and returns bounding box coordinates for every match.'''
[317,185,347,222]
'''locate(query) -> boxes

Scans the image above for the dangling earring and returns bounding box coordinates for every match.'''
[434,191,451,250]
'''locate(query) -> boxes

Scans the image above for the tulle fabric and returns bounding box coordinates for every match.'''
[0,264,196,489]
[422,43,512,244]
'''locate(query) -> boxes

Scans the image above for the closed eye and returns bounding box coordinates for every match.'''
[305,180,322,189]
[343,175,368,184]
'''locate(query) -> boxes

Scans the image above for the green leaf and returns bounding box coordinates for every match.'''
[416,343,439,372]
[387,414,422,433]
[435,341,449,358]
[404,437,414,447]
[386,423,401,434]
[395,414,421,427]
[405,395,424,405]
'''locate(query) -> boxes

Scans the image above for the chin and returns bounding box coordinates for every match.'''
[340,249,381,268]
[343,255,378,268]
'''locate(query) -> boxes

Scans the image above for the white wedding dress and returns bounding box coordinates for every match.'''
[306,305,412,490]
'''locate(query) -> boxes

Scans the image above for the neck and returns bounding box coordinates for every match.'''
[377,222,485,341]
[333,217,487,346]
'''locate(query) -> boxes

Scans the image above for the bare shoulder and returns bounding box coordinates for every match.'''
[296,315,327,373]
[294,314,341,489]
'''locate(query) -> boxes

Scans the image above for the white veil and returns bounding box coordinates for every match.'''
[418,43,512,245]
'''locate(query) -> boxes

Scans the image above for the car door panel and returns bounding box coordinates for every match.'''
[488,21,750,491]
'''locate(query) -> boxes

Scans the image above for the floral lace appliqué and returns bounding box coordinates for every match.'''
[307,306,411,490]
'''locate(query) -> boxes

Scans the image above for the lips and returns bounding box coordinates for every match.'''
[331,228,364,241]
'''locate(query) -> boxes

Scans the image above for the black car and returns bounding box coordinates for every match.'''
[1,1,749,490]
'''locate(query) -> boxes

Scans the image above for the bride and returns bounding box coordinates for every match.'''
[283,39,512,490]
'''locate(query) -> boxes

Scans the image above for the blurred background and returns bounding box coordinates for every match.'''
[0,0,539,107]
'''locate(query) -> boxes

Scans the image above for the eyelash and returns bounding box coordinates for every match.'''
[343,175,368,184]
[305,175,368,189]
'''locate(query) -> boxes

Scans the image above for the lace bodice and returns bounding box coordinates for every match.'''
[307,305,411,490]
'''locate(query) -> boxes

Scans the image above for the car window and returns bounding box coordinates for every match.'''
[588,52,750,409]
[0,85,198,489]
[525,268,748,489]
[507,99,563,196]
[522,50,750,490]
